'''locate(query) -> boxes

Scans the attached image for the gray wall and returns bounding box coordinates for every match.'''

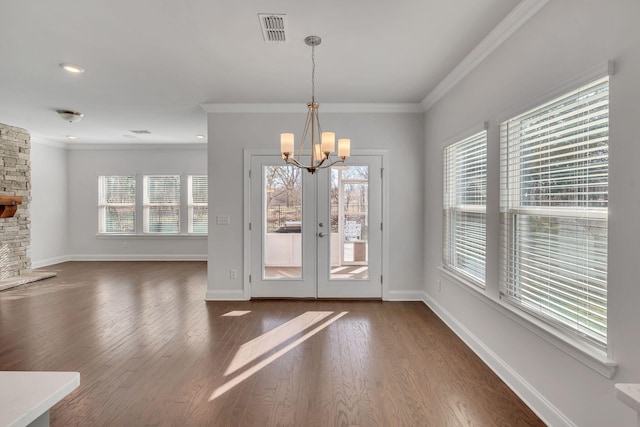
[65,145,207,260]
[206,112,425,299]
[423,0,640,425]
[31,141,68,267]
[30,144,208,266]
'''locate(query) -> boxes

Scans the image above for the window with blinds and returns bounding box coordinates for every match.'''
[143,175,180,233]
[98,176,136,234]
[443,130,487,286]
[189,175,208,233]
[500,76,609,348]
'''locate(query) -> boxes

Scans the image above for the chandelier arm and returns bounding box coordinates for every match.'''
[285,155,317,174]
[311,103,316,165]
[285,153,344,172]
[315,105,322,135]
[312,155,346,171]
[284,156,304,169]
[321,157,346,169]
[298,107,313,161]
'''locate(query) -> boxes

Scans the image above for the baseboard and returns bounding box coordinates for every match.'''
[421,291,574,427]
[67,254,208,262]
[32,255,71,269]
[385,289,426,301]
[205,290,248,301]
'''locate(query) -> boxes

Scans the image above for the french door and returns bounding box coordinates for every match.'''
[249,155,382,298]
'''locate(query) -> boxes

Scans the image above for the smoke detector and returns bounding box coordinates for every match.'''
[56,109,84,123]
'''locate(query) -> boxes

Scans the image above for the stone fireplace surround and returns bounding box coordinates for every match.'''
[0,123,55,291]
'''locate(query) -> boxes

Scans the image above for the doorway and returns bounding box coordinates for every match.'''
[248,154,383,298]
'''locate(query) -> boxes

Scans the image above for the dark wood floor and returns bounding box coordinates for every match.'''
[0,262,544,426]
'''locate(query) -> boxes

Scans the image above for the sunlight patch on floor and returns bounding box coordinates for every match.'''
[224,311,333,376]
[209,311,348,401]
[221,311,251,317]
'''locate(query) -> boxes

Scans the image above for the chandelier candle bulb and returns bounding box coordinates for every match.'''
[281,133,295,156]
[314,144,323,161]
[338,139,351,158]
[321,132,335,153]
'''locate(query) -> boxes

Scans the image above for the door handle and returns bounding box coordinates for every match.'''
[318,232,327,238]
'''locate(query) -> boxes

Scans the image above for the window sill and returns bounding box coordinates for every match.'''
[440,266,485,292]
[437,266,617,379]
[96,233,207,239]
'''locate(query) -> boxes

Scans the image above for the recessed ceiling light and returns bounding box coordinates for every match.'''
[196,134,205,139]
[60,63,85,74]
[66,135,76,140]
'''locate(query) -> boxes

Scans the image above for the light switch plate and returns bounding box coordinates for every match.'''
[216,215,230,225]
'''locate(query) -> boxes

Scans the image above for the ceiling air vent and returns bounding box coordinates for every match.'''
[129,130,151,135]
[258,13,287,43]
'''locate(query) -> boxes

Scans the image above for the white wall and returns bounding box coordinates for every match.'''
[423,1,640,425]
[31,141,68,267]
[66,145,207,260]
[206,112,424,300]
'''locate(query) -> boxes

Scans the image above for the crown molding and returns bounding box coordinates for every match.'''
[30,137,68,149]
[66,142,207,151]
[30,137,209,151]
[201,103,424,114]
[420,0,550,111]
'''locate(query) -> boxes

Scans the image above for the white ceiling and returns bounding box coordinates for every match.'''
[0,0,522,144]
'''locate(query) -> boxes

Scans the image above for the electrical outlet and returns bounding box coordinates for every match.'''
[123,241,128,248]
[230,269,237,279]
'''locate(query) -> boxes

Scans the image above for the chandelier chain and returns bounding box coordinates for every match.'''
[312,44,316,103]
[311,44,322,131]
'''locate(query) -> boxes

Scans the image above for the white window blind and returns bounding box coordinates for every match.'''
[443,130,487,285]
[188,175,208,233]
[143,175,180,233]
[98,176,136,234]
[500,76,609,348]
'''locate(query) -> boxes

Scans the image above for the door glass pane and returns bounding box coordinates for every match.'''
[330,166,369,280]
[263,165,302,279]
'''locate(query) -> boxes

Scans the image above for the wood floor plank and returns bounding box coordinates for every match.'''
[0,262,545,426]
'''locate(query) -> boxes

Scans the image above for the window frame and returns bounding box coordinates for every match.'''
[98,175,136,235]
[499,75,610,350]
[442,129,487,288]
[188,175,208,234]
[143,174,181,234]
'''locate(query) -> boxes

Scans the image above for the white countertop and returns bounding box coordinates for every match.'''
[0,371,80,427]
[616,383,640,413]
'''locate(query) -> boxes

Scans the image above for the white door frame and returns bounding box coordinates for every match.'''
[243,148,390,300]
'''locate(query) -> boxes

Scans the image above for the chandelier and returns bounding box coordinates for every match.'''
[280,35,350,174]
